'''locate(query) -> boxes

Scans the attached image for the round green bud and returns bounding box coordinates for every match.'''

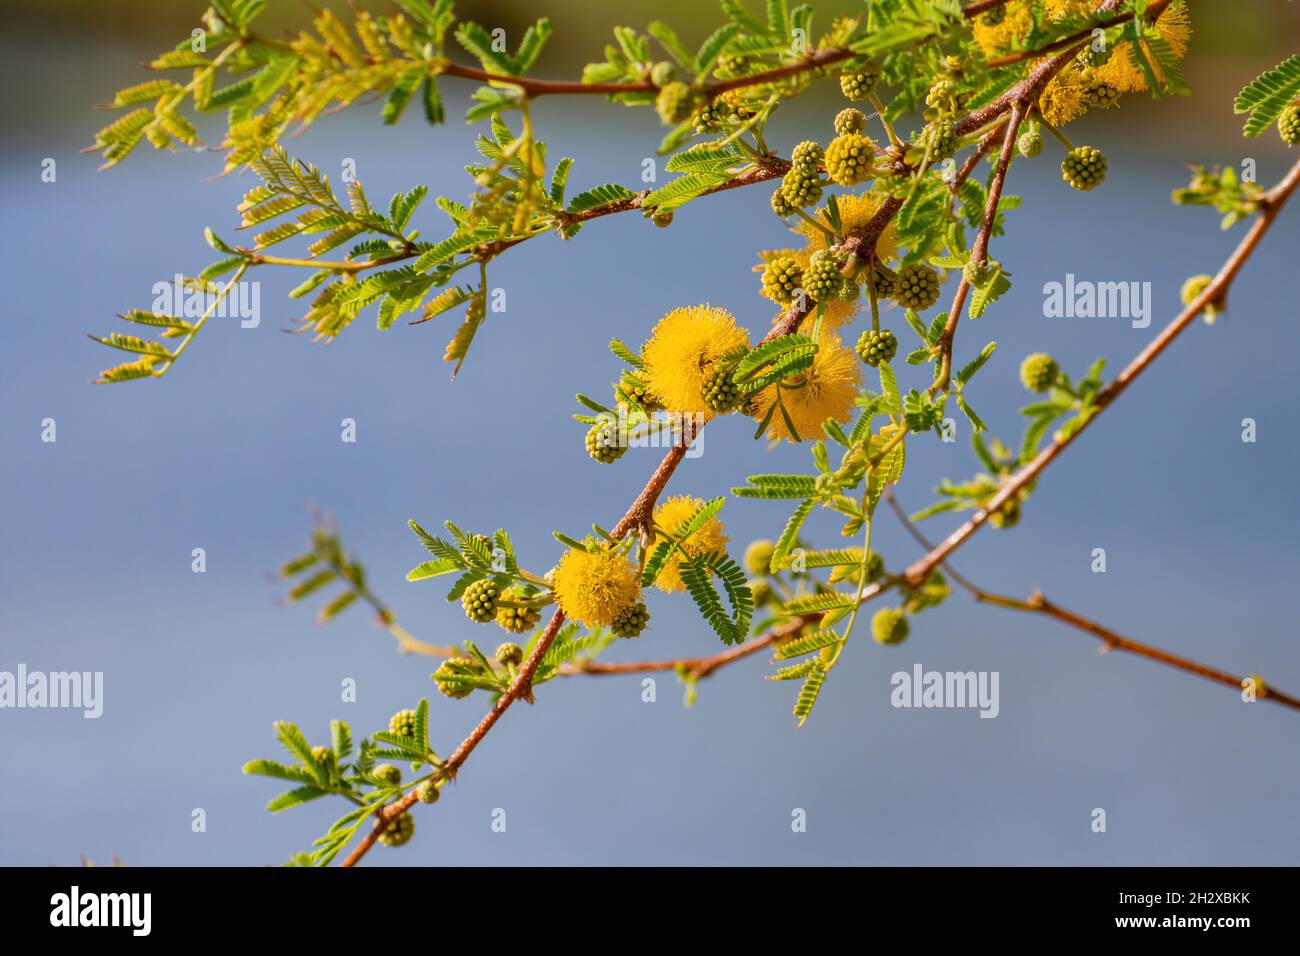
[762,255,804,305]
[714,53,747,79]
[1279,104,1300,145]
[655,81,697,126]
[748,578,772,607]
[649,62,675,87]
[1017,129,1044,158]
[834,108,867,136]
[651,210,674,228]
[388,709,418,738]
[892,263,941,311]
[744,540,776,576]
[925,76,959,115]
[979,6,1006,26]
[871,607,910,645]
[495,587,542,634]
[918,120,956,160]
[460,578,500,622]
[373,764,402,787]
[791,140,825,172]
[963,259,994,288]
[616,372,660,412]
[416,780,441,804]
[610,602,650,639]
[779,166,823,208]
[855,328,898,367]
[1061,145,1107,191]
[495,641,524,666]
[702,361,743,413]
[433,657,479,700]
[770,187,796,218]
[1080,69,1120,110]
[824,131,877,186]
[693,97,732,132]
[585,418,627,465]
[839,66,881,101]
[803,251,845,303]
[378,812,415,847]
[1019,352,1059,393]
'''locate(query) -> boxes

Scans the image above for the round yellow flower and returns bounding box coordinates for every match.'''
[756,192,900,330]
[1094,1,1191,94]
[798,192,899,266]
[650,495,729,593]
[749,331,860,443]
[642,304,751,415]
[552,546,640,628]
[971,1,1034,56]
[1038,63,1089,127]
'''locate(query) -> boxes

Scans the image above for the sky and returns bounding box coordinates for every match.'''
[1,8,1299,867]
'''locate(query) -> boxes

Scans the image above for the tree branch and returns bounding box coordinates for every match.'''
[902,155,1300,587]
[884,489,1300,712]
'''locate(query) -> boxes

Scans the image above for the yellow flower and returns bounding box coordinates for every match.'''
[650,495,729,593]
[1038,63,1089,127]
[749,331,860,443]
[552,546,640,628]
[798,191,899,266]
[971,1,1034,56]
[756,192,900,330]
[642,304,751,415]
[1094,1,1192,93]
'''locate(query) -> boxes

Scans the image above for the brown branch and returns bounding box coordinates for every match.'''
[985,0,1175,69]
[561,618,807,680]
[903,155,1300,588]
[933,103,1025,393]
[340,8,1209,861]
[884,489,1300,712]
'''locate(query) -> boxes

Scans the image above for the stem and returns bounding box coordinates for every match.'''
[867,92,900,148]
[884,489,1300,712]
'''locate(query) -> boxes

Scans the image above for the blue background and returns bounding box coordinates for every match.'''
[1,5,1298,866]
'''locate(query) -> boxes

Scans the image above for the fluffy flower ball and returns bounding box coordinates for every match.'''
[642,305,751,416]
[551,546,641,628]
[651,495,730,593]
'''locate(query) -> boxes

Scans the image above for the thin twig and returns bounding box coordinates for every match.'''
[884,489,1300,712]
[932,103,1024,393]
[902,155,1300,587]
[986,0,1175,68]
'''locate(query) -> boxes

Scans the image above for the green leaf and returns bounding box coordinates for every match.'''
[648,21,694,71]
[455,21,517,75]
[771,499,814,571]
[267,786,328,813]
[968,268,1010,319]
[609,337,644,368]
[331,720,353,761]
[793,666,826,726]
[567,183,636,213]
[956,341,997,385]
[878,362,902,413]
[773,628,843,660]
[692,23,741,76]
[733,474,817,499]
[1233,55,1300,137]
[242,759,319,785]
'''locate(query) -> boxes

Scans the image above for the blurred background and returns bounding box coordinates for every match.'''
[2,1,1298,866]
